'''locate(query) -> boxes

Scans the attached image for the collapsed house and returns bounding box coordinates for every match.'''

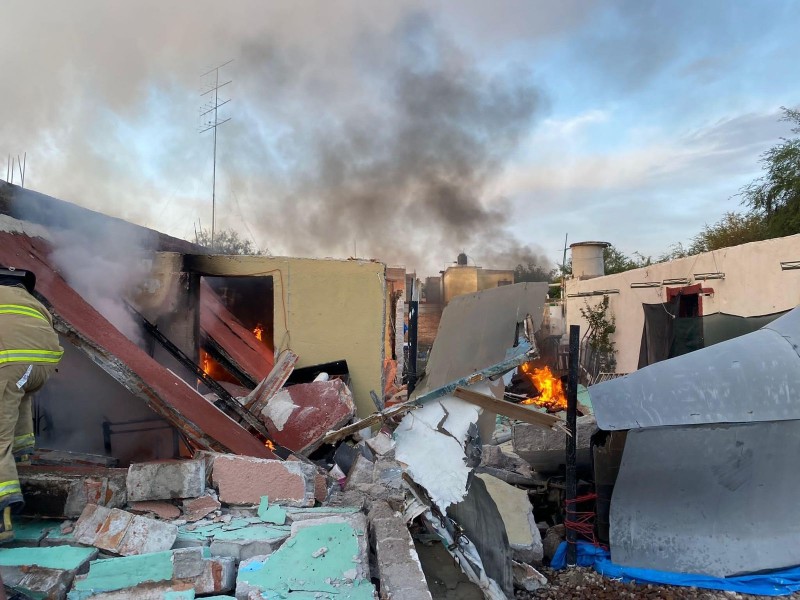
[0,182,574,599]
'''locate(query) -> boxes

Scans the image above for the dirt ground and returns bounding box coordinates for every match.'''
[519,566,800,600]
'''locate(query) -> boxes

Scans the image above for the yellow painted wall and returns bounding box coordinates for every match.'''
[442,267,479,305]
[477,269,514,290]
[185,255,387,417]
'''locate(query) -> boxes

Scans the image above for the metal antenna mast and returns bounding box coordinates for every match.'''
[199,59,232,247]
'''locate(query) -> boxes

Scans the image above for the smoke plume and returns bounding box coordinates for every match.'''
[1,4,552,275]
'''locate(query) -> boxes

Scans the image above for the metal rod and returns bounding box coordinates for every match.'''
[21,152,26,188]
[407,299,419,395]
[565,324,580,566]
[211,66,218,247]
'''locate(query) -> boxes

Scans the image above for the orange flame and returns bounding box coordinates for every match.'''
[264,439,276,451]
[520,364,567,412]
[253,324,264,342]
[200,350,211,376]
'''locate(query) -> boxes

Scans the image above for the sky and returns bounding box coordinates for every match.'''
[1,0,798,276]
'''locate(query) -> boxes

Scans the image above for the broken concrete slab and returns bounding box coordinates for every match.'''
[128,501,181,520]
[345,454,375,490]
[369,501,432,600]
[255,379,356,455]
[512,415,596,473]
[234,514,374,599]
[175,518,291,561]
[210,454,317,507]
[512,561,547,592]
[68,548,235,600]
[257,497,286,525]
[182,494,221,522]
[126,459,206,501]
[365,430,396,457]
[19,465,128,518]
[589,306,800,430]
[68,547,234,599]
[74,504,177,556]
[480,445,533,479]
[476,474,543,564]
[0,546,97,600]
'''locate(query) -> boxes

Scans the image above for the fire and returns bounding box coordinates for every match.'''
[253,324,264,342]
[200,350,211,376]
[264,439,276,451]
[520,364,567,412]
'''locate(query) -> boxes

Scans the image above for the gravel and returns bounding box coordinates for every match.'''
[514,566,800,600]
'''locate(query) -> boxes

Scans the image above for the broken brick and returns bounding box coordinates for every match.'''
[182,495,221,522]
[210,454,316,507]
[255,380,356,455]
[74,504,177,556]
[126,459,206,502]
[129,501,181,520]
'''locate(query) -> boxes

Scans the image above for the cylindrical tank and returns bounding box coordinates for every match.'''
[456,252,468,266]
[570,241,610,279]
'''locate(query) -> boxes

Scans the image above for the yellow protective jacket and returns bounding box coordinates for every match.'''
[0,285,63,367]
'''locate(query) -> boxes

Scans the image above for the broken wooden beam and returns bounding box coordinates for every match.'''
[453,387,562,428]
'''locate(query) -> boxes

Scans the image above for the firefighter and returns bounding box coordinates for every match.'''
[0,266,63,542]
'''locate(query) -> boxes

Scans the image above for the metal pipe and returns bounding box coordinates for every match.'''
[565,324,580,566]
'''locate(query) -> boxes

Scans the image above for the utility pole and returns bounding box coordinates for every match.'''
[199,60,232,247]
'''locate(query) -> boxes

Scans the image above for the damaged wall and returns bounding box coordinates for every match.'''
[565,234,800,373]
[184,254,387,417]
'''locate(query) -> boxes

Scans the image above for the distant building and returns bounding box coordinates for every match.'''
[440,253,514,305]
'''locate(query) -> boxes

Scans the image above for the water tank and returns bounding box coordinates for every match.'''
[570,241,610,279]
[456,252,468,266]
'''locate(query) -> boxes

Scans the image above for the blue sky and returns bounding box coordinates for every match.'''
[1,1,798,274]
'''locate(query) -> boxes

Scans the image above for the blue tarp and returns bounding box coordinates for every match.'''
[552,542,800,597]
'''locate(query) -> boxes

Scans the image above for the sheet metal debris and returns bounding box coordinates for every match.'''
[589,306,800,430]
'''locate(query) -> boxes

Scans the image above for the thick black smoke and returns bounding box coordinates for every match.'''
[225,14,550,272]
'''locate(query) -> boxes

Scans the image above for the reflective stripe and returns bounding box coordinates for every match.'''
[0,305,47,322]
[0,349,63,365]
[0,481,21,499]
[12,433,34,450]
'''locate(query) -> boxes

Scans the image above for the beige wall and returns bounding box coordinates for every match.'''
[184,254,387,417]
[477,269,514,290]
[565,235,800,373]
[442,266,479,304]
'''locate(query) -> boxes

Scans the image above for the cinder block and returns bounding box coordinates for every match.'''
[368,501,431,600]
[210,455,316,507]
[126,460,206,501]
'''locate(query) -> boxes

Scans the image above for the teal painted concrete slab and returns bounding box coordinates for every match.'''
[237,522,375,598]
[178,518,290,543]
[68,551,174,599]
[0,546,95,571]
[257,497,287,525]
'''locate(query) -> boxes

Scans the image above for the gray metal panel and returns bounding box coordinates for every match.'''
[412,282,549,400]
[589,306,800,430]
[611,421,800,577]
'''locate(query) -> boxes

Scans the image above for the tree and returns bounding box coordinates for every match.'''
[194,228,261,255]
[687,211,767,254]
[513,262,555,283]
[741,107,800,237]
[603,245,651,275]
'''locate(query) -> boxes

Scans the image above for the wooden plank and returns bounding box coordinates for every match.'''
[244,349,299,414]
[453,387,561,428]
